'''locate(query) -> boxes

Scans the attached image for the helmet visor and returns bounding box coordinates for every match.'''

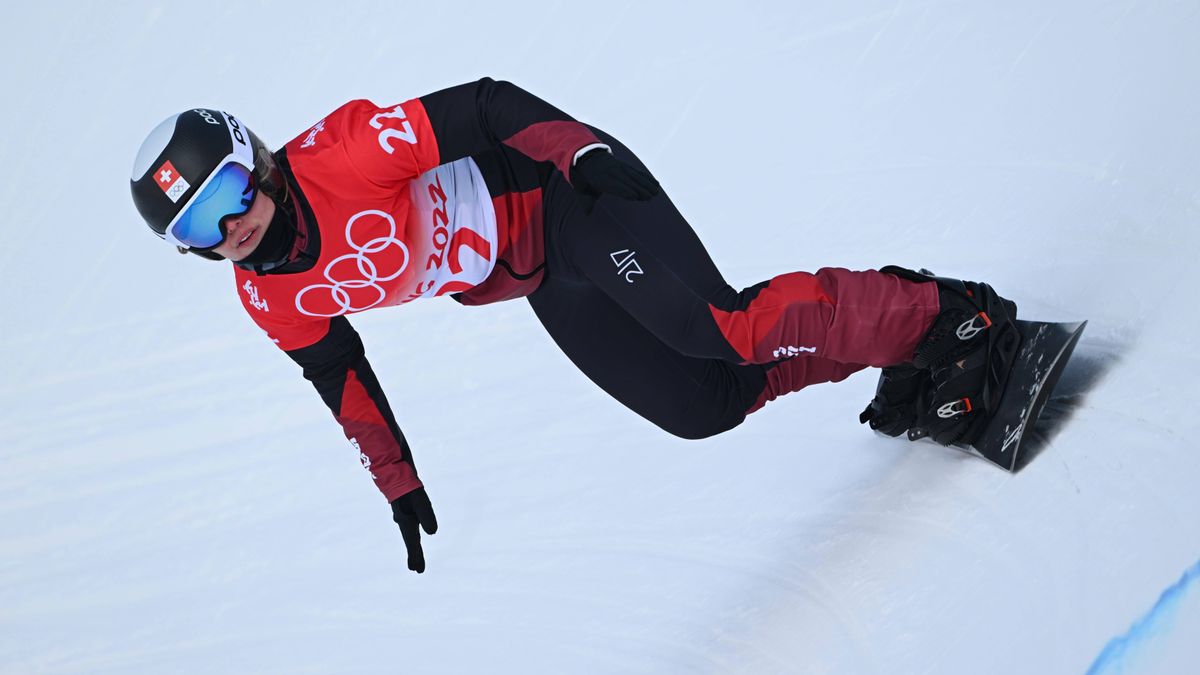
[166,161,256,249]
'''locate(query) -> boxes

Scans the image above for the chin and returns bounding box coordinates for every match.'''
[213,245,245,261]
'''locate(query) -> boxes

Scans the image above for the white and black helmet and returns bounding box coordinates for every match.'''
[131,108,283,259]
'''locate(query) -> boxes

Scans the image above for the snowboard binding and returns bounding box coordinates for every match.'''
[862,267,1021,447]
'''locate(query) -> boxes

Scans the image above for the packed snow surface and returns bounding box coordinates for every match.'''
[2,2,1198,673]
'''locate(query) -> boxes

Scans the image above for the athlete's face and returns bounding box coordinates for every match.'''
[212,190,276,261]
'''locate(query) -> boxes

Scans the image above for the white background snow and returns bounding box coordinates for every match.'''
[2,1,1199,673]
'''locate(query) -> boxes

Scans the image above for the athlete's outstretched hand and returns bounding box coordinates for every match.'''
[390,487,438,573]
[570,148,661,210]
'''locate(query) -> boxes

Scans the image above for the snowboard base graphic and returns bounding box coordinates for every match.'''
[957,319,1088,471]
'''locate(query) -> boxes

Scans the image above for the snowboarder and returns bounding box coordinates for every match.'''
[130,78,1016,574]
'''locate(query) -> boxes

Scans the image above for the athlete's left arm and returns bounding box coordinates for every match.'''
[352,77,615,186]
[419,77,608,182]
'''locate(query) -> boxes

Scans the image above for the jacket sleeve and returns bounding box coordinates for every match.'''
[346,77,608,186]
[284,315,422,502]
[419,77,609,180]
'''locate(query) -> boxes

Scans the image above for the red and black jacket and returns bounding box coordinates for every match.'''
[238,78,605,501]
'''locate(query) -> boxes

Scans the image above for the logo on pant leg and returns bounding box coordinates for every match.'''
[773,345,817,359]
[610,249,643,284]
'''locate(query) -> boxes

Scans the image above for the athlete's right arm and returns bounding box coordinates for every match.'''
[282,315,437,573]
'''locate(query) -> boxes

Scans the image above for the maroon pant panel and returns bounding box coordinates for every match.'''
[710,268,941,366]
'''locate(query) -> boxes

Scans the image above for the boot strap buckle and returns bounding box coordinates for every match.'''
[937,398,973,419]
[956,312,992,341]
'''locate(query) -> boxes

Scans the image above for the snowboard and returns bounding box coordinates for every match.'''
[958,319,1087,471]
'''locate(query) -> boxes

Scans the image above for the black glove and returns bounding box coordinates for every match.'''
[860,364,930,437]
[390,487,438,573]
[569,148,661,210]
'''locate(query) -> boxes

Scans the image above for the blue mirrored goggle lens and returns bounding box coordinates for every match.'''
[169,163,256,249]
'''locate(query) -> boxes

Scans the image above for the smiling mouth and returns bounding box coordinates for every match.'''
[237,228,256,247]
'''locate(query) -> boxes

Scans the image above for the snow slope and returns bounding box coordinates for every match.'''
[2,1,1199,673]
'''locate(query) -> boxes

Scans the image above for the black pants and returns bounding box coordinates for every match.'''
[528,130,874,439]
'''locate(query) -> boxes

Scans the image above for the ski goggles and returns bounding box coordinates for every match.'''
[162,156,257,250]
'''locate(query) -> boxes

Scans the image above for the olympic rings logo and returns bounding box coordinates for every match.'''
[295,210,410,317]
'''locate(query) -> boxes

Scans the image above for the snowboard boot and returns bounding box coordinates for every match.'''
[879,266,1021,446]
[859,363,932,437]
[910,343,991,445]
